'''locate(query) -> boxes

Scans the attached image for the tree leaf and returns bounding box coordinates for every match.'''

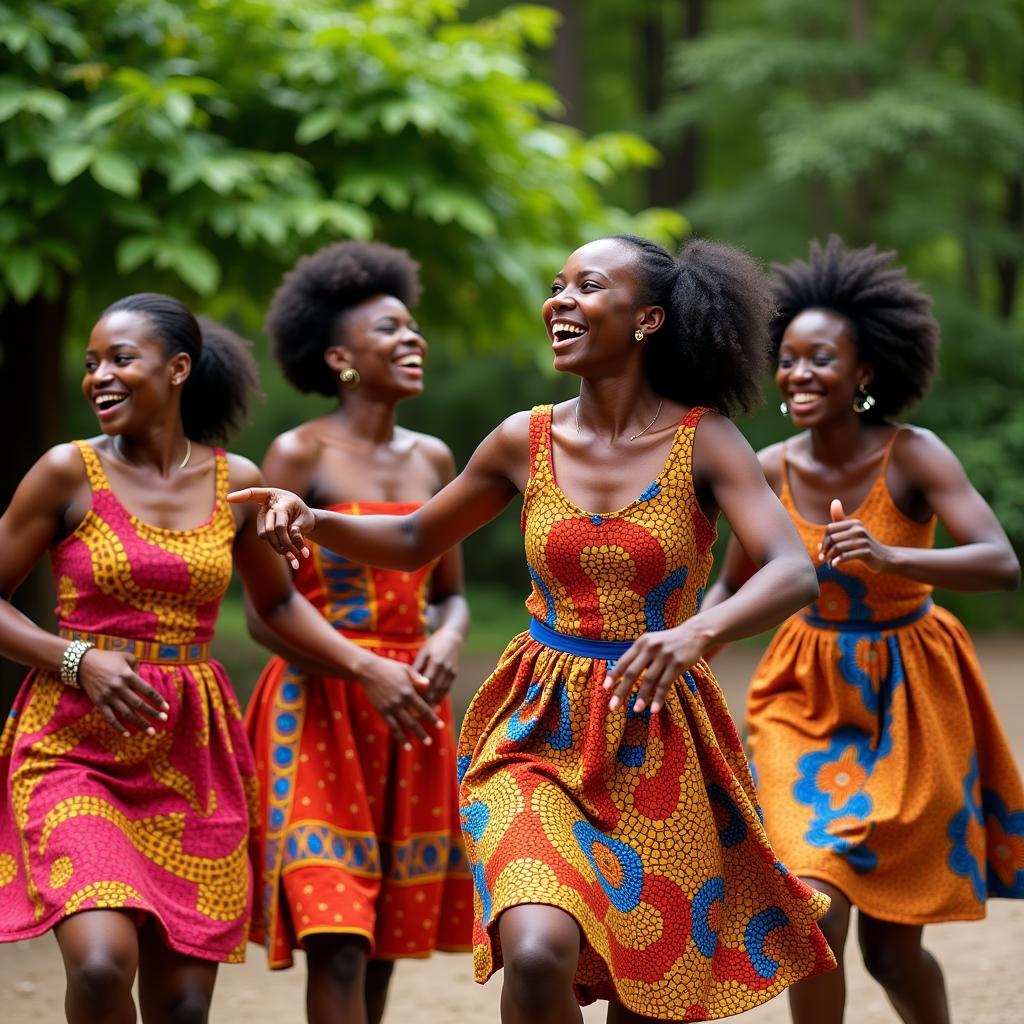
[296,108,338,144]
[91,152,141,197]
[2,249,44,303]
[116,235,158,273]
[159,242,221,294]
[48,143,95,184]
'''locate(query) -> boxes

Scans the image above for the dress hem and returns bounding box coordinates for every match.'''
[477,896,829,1021]
[787,869,988,926]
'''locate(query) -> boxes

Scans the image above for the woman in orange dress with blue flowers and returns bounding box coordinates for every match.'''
[242,241,472,1024]
[0,294,429,1024]
[705,237,1023,1024]
[232,234,836,1022]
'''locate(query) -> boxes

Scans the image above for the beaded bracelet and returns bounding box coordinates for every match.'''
[59,639,94,688]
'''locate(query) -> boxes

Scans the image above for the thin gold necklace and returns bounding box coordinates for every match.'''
[115,436,191,470]
[574,397,664,442]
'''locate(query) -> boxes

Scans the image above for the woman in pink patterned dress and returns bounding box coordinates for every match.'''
[0,294,440,1023]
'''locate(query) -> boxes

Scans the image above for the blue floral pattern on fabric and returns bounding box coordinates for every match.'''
[616,691,651,768]
[461,800,493,923]
[707,783,747,848]
[811,564,871,623]
[572,820,644,913]
[745,906,789,979]
[505,678,573,751]
[948,755,986,902]
[982,789,1024,898]
[527,562,557,627]
[793,727,878,873]
[319,549,372,628]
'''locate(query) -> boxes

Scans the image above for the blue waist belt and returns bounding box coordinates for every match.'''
[528,618,633,659]
[801,598,933,633]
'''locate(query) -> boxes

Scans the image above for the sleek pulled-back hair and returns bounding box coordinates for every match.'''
[102,293,259,443]
[609,235,773,416]
[770,236,940,421]
[265,241,422,396]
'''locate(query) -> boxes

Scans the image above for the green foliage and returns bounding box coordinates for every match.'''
[0,0,680,348]
[657,0,1024,559]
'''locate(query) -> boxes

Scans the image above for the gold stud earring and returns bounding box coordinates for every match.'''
[339,368,361,387]
[634,328,645,342]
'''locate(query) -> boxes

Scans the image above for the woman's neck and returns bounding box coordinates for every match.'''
[331,392,400,445]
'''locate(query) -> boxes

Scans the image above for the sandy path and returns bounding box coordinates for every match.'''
[2,638,1022,1022]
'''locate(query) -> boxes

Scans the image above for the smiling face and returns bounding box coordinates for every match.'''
[326,294,426,400]
[776,308,872,427]
[542,238,662,377]
[82,311,188,434]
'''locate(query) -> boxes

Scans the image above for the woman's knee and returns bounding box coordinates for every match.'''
[503,934,577,1008]
[860,932,919,989]
[305,935,368,991]
[67,949,135,1012]
[159,988,212,1024]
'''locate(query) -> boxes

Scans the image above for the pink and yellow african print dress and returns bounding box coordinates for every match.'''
[245,502,472,968]
[747,433,1024,923]
[458,406,833,1021]
[0,441,256,962]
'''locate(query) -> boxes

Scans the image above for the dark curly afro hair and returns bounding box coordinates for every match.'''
[610,234,773,416]
[266,241,421,396]
[771,235,940,421]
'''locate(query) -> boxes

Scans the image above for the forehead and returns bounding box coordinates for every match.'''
[558,238,636,279]
[346,293,411,322]
[781,308,856,349]
[88,310,159,350]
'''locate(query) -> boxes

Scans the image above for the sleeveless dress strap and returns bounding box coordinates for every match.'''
[680,405,712,430]
[521,405,554,532]
[72,440,111,493]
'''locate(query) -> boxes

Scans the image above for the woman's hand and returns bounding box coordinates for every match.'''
[77,649,170,736]
[603,621,711,714]
[351,652,444,750]
[819,498,893,572]
[413,627,463,707]
[227,486,317,568]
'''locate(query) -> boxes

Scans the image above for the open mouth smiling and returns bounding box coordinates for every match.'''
[551,320,587,342]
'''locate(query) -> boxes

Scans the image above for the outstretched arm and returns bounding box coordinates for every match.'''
[228,413,530,570]
[607,417,817,713]
[819,429,1020,591]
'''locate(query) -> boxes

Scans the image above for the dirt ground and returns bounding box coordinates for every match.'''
[2,637,1022,1023]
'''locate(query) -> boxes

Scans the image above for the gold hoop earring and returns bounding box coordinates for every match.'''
[853,383,876,414]
[634,328,645,342]
[339,368,361,387]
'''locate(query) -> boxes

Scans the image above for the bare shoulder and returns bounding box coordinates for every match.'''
[39,441,91,487]
[692,410,754,458]
[225,452,263,492]
[3,442,88,518]
[890,423,963,481]
[265,424,323,467]
[755,440,786,494]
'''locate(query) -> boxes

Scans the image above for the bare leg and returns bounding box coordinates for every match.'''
[606,1001,672,1023]
[304,934,370,1024]
[136,919,217,1024]
[858,914,950,1024]
[55,910,140,1024]
[364,960,394,1024]
[498,905,583,1024]
[787,879,851,1024]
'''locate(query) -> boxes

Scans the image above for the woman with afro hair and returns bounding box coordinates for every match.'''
[242,241,474,1023]
[705,235,1023,1024]
[232,234,837,1022]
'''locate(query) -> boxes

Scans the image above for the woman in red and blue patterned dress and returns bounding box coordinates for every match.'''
[233,235,836,1022]
[0,295,426,1023]
[243,242,472,1024]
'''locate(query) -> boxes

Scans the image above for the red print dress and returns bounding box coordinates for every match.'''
[246,502,472,967]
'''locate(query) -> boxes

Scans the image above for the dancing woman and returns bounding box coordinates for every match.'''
[0,295,438,1023]
[704,237,1023,1024]
[231,234,837,1023]
[244,242,472,1024]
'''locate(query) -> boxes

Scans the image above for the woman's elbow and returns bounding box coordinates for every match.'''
[999,549,1021,591]
[793,558,820,608]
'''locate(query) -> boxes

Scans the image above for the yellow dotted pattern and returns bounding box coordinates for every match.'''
[0,853,17,887]
[49,855,74,889]
[64,881,144,915]
[72,442,235,645]
[40,795,248,922]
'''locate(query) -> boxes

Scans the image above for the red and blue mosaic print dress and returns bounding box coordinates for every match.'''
[457,406,833,1020]
[0,441,256,962]
[245,502,472,967]
[747,434,1024,923]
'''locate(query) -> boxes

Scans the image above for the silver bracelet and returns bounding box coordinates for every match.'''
[59,639,94,688]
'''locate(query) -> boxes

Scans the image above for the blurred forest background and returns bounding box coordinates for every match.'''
[2,0,1022,699]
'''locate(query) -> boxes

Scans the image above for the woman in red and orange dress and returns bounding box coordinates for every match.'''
[244,242,472,1024]
[705,237,1023,1024]
[233,235,837,1022]
[0,295,434,1024]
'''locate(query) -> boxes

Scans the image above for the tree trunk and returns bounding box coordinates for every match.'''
[644,0,705,208]
[0,281,69,705]
[995,172,1022,319]
[550,0,585,128]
